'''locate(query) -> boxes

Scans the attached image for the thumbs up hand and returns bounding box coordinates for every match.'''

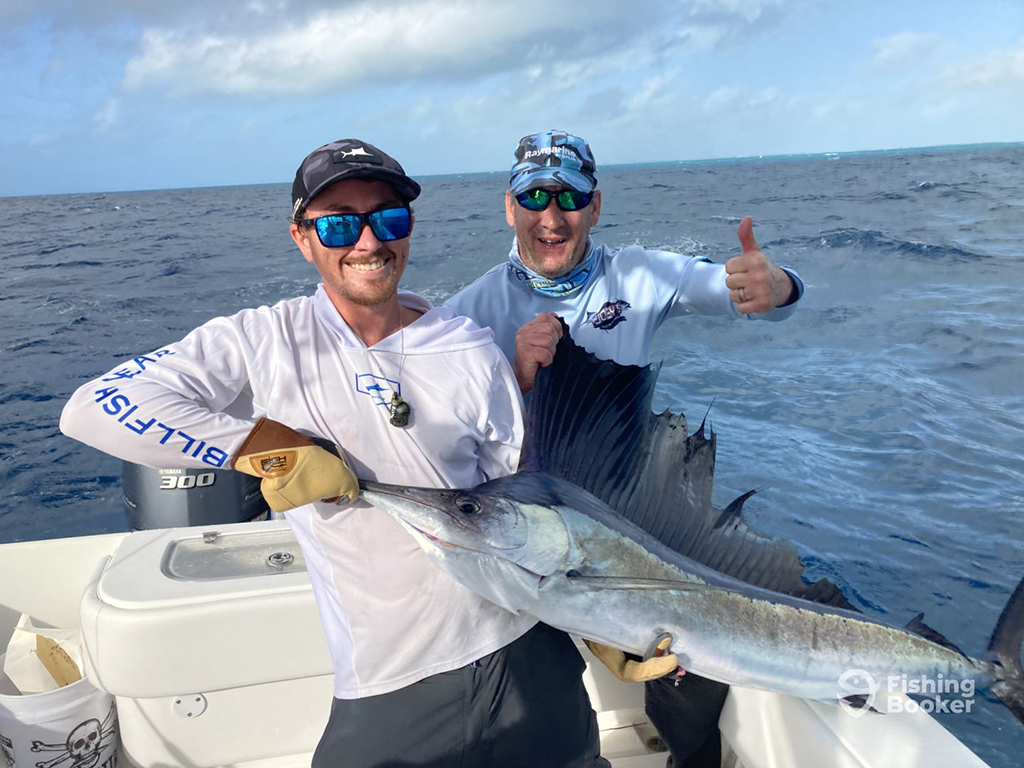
[724,216,796,313]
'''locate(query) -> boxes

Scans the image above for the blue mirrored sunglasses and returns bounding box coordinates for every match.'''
[301,206,412,248]
[515,188,593,212]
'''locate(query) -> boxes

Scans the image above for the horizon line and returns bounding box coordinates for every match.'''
[4,139,1022,201]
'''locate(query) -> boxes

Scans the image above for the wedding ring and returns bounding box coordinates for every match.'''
[739,288,749,303]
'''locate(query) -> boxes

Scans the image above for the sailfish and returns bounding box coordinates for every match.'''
[361,321,1024,724]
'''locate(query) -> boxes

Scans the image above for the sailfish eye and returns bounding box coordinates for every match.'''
[455,495,480,515]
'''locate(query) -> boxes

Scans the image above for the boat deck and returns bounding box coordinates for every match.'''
[0,528,988,768]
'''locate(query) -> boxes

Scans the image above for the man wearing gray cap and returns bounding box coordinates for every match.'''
[61,138,607,767]
[445,129,806,767]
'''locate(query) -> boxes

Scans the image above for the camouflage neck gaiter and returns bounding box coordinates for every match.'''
[506,240,597,298]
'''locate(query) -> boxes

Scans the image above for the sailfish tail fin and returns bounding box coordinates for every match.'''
[988,575,1024,726]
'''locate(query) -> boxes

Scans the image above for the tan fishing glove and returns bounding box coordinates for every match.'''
[233,418,359,513]
[583,637,680,683]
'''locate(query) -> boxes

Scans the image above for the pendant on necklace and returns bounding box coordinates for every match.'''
[389,392,411,428]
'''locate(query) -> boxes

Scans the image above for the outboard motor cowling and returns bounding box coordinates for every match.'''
[122,462,269,530]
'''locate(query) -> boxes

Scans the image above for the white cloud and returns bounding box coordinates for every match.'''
[702,85,781,113]
[942,38,1024,88]
[691,0,775,23]
[239,116,260,137]
[245,0,290,14]
[919,94,965,119]
[748,86,780,108]
[42,56,66,80]
[0,0,311,30]
[810,95,867,121]
[29,131,60,146]
[623,71,677,115]
[676,24,728,50]
[92,97,120,132]
[703,85,742,111]
[865,34,1024,110]
[672,0,787,51]
[873,32,943,64]
[123,3,589,95]
[118,0,792,97]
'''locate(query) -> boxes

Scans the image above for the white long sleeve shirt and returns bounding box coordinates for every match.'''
[446,239,804,367]
[61,286,537,698]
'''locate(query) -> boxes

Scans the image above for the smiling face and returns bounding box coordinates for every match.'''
[506,187,601,278]
[289,179,413,310]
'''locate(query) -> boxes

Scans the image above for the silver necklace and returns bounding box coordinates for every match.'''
[363,308,411,428]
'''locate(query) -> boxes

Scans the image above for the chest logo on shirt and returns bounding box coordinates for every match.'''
[356,373,401,406]
[586,299,631,331]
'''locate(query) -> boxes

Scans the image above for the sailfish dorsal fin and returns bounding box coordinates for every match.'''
[521,319,857,611]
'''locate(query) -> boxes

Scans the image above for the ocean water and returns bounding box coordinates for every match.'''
[2,143,1023,765]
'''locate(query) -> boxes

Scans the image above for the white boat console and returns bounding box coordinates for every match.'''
[80,520,334,767]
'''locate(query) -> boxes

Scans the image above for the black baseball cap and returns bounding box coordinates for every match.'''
[291,139,421,220]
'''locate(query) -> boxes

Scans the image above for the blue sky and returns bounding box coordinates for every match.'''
[2,0,1022,196]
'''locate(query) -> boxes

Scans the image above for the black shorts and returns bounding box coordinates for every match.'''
[312,623,610,768]
[645,673,729,768]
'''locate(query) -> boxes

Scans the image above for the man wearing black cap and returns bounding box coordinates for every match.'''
[61,138,607,767]
[445,130,806,767]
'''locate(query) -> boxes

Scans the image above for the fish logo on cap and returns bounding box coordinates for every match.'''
[338,147,373,160]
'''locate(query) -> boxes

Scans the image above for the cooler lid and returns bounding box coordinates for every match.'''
[96,520,312,610]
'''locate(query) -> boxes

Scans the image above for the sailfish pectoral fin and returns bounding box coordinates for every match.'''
[563,573,729,593]
[833,695,884,714]
[905,613,970,660]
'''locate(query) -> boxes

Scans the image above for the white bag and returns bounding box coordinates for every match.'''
[0,615,118,768]
[3,615,86,696]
